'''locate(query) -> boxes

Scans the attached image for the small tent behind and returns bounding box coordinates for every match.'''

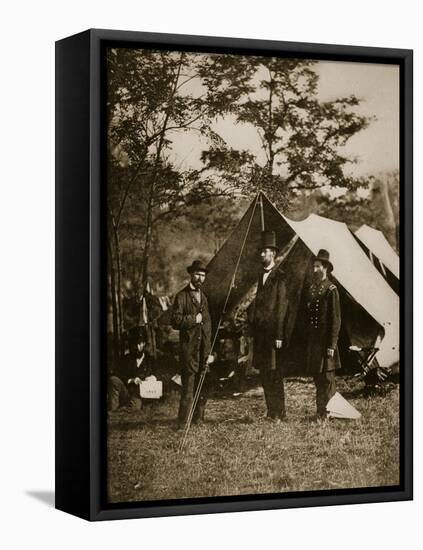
[354,224,399,295]
[203,193,399,373]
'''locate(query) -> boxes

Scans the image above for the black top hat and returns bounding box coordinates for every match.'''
[259,230,279,252]
[187,260,208,274]
[313,249,333,272]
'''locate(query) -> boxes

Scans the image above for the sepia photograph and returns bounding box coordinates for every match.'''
[105,45,401,504]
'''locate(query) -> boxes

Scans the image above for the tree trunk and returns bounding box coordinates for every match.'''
[108,209,125,353]
[139,54,185,294]
[113,227,124,344]
[371,178,397,249]
[266,71,275,177]
[140,177,155,293]
[107,234,120,361]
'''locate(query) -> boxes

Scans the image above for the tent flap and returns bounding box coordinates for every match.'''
[355,224,399,280]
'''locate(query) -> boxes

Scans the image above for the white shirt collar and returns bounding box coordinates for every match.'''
[263,262,275,272]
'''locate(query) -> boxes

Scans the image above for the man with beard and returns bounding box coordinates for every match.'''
[171,260,215,428]
[249,231,289,423]
[305,249,342,420]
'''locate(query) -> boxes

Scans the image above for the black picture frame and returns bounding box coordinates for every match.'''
[55,28,413,521]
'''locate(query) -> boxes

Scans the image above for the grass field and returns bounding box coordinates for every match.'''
[107,377,399,503]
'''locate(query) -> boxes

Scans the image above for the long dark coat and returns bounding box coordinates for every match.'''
[249,266,289,372]
[304,277,341,374]
[171,285,212,373]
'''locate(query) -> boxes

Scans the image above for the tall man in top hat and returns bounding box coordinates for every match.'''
[305,249,341,419]
[171,260,215,428]
[249,231,289,423]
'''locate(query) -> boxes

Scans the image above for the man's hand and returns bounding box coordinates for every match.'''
[196,313,203,324]
[327,348,334,358]
[134,377,142,385]
[275,339,283,349]
[206,354,215,365]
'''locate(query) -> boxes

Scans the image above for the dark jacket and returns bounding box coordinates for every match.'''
[249,266,289,371]
[111,351,153,385]
[171,285,212,373]
[304,277,341,373]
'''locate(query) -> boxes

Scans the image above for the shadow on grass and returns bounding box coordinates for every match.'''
[108,417,179,431]
[108,417,147,431]
[340,383,399,400]
[217,417,256,425]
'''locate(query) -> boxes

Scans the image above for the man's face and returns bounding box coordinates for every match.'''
[191,270,206,288]
[313,260,327,282]
[260,247,275,267]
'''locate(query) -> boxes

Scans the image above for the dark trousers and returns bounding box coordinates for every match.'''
[108,376,142,412]
[178,369,209,426]
[260,367,286,419]
[313,370,336,417]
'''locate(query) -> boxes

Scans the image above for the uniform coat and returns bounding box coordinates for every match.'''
[250,266,289,372]
[171,285,212,372]
[304,277,341,374]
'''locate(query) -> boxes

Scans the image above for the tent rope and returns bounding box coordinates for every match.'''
[178,192,262,452]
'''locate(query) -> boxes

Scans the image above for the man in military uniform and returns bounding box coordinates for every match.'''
[305,249,341,419]
[171,260,214,428]
[249,231,289,423]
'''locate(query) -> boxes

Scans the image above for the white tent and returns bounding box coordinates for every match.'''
[355,224,399,280]
[281,213,399,368]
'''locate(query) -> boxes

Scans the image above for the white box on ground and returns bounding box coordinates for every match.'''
[139,376,163,399]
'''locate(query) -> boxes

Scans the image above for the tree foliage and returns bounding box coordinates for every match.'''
[198,56,372,208]
[314,170,399,250]
[106,48,238,355]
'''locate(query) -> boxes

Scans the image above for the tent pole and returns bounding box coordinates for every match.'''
[259,192,265,231]
[178,192,262,452]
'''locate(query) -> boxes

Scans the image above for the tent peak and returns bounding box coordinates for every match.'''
[259,192,349,229]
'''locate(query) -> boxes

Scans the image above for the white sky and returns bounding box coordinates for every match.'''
[168,59,399,179]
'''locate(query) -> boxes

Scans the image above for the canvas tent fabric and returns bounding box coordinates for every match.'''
[353,225,399,295]
[354,224,400,300]
[203,193,399,371]
[355,224,399,280]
